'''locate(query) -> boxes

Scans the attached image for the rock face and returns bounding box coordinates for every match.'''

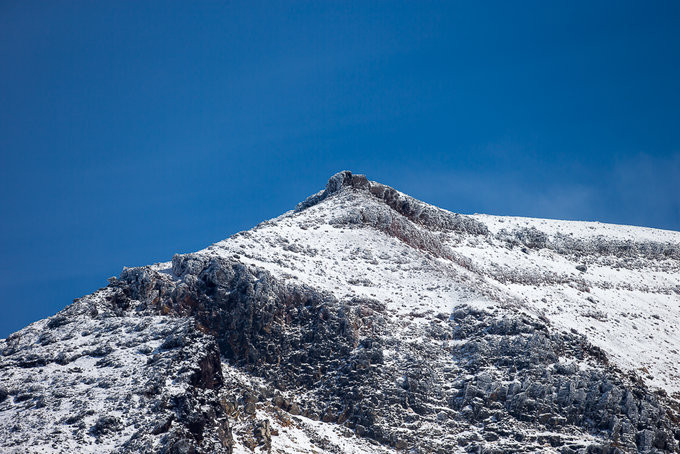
[1,171,679,453]
[297,170,489,235]
[0,307,231,453]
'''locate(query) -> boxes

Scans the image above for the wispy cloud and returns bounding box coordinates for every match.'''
[606,152,680,229]
[396,151,679,231]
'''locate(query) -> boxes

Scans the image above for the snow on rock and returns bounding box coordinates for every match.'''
[0,290,230,453]
[1,170,679,453]
[194,170,680,399]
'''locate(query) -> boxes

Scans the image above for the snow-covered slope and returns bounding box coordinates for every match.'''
[462,214,680,395]
[187,171,680,397]
[2,171,679,453]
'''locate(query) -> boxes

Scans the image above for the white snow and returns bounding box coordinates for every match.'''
[180,188,680,398]
[4,180,678,453]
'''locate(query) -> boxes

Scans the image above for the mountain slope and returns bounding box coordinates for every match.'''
[1,171,679,453]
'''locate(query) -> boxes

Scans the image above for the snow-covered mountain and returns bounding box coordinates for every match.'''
[1,171,679,453]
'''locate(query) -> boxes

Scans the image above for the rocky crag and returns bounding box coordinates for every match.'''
[2,171,679,453]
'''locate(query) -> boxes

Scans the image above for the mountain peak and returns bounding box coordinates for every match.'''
[326,169,370,193]
[295,170,369,211]
[2,172,680,453]
[297,170,489,235]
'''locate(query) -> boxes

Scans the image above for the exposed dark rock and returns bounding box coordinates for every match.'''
[253,419,272,450]
[499,226,680,261]
[110,253,679,452]
[297,170,489,235]
[91,415,121,437]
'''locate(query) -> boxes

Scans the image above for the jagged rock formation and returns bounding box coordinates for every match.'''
[1,171,679,453]
[0,305,229,453]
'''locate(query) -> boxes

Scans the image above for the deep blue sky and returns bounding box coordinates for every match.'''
[1,1,679,338]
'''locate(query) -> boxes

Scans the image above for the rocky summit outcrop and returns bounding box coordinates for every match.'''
[2,171,679,453]
[297,170,488,235]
